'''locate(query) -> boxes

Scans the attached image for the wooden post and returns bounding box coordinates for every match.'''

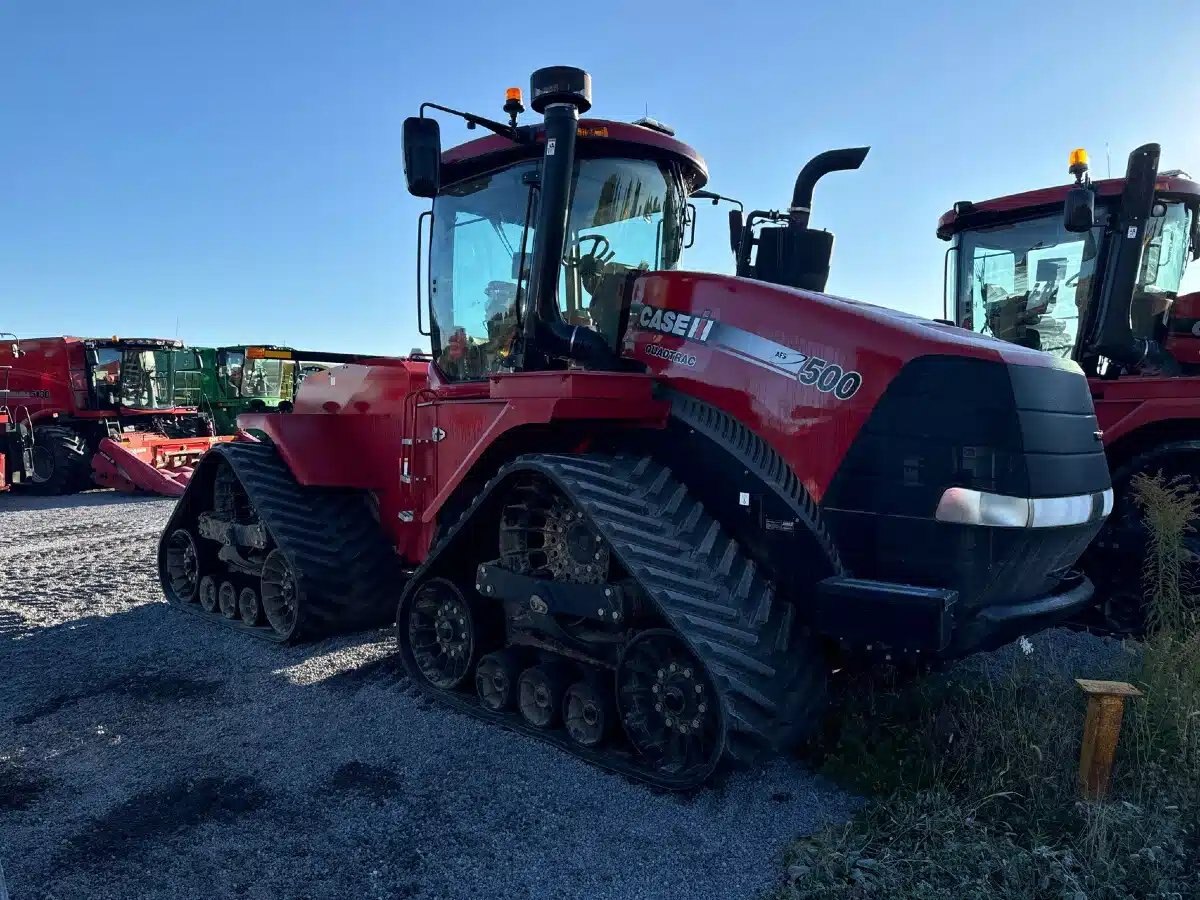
[1076,679,1143,801]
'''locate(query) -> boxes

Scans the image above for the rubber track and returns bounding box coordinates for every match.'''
[158,441,401,642]
[398,452,828,790]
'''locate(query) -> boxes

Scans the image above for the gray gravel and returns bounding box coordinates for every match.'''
[0,492,860,900]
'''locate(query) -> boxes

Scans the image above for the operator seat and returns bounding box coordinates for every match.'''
[581,261,641,351]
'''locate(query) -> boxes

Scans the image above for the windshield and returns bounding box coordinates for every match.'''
[953,211,1108,359]
[240,358,294,399]
[429,156,686,381]
[118,350,185,410]
[1130,202,1194,339]
[171,350,204,407]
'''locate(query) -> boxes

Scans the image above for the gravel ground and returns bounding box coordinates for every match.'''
[0,492,861,900]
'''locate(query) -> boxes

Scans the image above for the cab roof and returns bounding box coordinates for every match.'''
[440,118,708,190]
[937,174,1200,239]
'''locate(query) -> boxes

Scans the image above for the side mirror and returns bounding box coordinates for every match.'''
[727,209,744,256]
[403,117,442,198]
[1063,186,1095,233]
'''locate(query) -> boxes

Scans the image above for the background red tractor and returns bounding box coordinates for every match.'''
[159,67,1112,787]
[0,335,226,496]
[938,145,1200,629]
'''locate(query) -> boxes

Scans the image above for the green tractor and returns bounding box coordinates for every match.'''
[176,346,382,434]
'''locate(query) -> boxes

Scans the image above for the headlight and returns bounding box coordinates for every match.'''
[935,487,1112,528]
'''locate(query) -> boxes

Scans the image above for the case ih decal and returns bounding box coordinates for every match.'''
[636,305,716,341]
[632,303,863,399]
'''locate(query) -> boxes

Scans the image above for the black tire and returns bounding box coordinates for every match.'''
[20,426,90,496]
[218,581,239,619]
[163,529,202,603]
[476,649,523,712]
[261,550,301,640]
[238,587,263,626]
[199,576,218,613]
[517,664,570,730]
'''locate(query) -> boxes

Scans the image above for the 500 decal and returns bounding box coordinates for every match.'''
[773,351,862,399]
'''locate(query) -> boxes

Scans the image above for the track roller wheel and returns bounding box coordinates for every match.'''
[163,529,202,603]
[261,550,300,640]
[564,679,613,748]
[617,629,723,778]
[238,586,262,626]
[198,575,218,613]
[518,664,570,730]
[476,649,522,712]
[406,578,477,690]
[218,581,238,619]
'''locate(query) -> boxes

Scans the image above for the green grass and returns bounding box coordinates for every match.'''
[779,473,1200,899]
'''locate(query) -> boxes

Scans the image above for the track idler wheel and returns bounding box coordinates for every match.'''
[198,575,218,613]
[406,578,477,690]
[564,679,614,748]
[164,529,202,603]
[617,629,723,777]
[476,649,523,712]
[238,586,262,626]
[261,550,300,639]
[518,664,570,730]
[218,581,238,619]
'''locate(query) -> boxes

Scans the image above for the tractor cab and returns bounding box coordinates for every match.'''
[213,346,299,407]
[83,338,201,414]
[939,147,1200,375]
[404,69,706,381]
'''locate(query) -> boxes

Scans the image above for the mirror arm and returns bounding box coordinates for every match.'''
[419,102,528,143]
[691,189,744,212]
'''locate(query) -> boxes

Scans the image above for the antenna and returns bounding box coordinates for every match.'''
[1105,143,1112,179]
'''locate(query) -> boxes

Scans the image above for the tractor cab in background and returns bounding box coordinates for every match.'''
[81,339,208,428]
[174,345,390,434]
[939,145,1200,626]
[940,148,1199,370]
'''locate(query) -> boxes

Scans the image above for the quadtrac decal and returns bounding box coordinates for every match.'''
[631,302,863,400]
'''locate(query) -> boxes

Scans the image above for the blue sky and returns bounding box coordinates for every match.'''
[3,1,1198,353]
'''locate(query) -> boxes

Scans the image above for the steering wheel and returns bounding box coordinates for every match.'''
[564,233,615,270]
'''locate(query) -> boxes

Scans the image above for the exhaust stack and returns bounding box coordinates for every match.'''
[789,147,870,228]
[738,147,869,293]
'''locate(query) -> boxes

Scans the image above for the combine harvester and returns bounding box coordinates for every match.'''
[175,345,386,434]
[937,145,1200,629]
[160,67,1112,786]
[0,336,226,497]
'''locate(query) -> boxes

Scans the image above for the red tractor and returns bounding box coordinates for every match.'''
[938,145,1200,629]
[159,67,1111,787]
[0,335,226,496]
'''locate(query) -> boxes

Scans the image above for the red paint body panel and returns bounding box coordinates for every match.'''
[241,362,666,564]
[625,271,1074,501]
[1088,376,1200,446]
[250,269,1084,570]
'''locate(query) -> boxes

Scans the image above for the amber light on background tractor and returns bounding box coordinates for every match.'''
[1069,147,1090,181]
